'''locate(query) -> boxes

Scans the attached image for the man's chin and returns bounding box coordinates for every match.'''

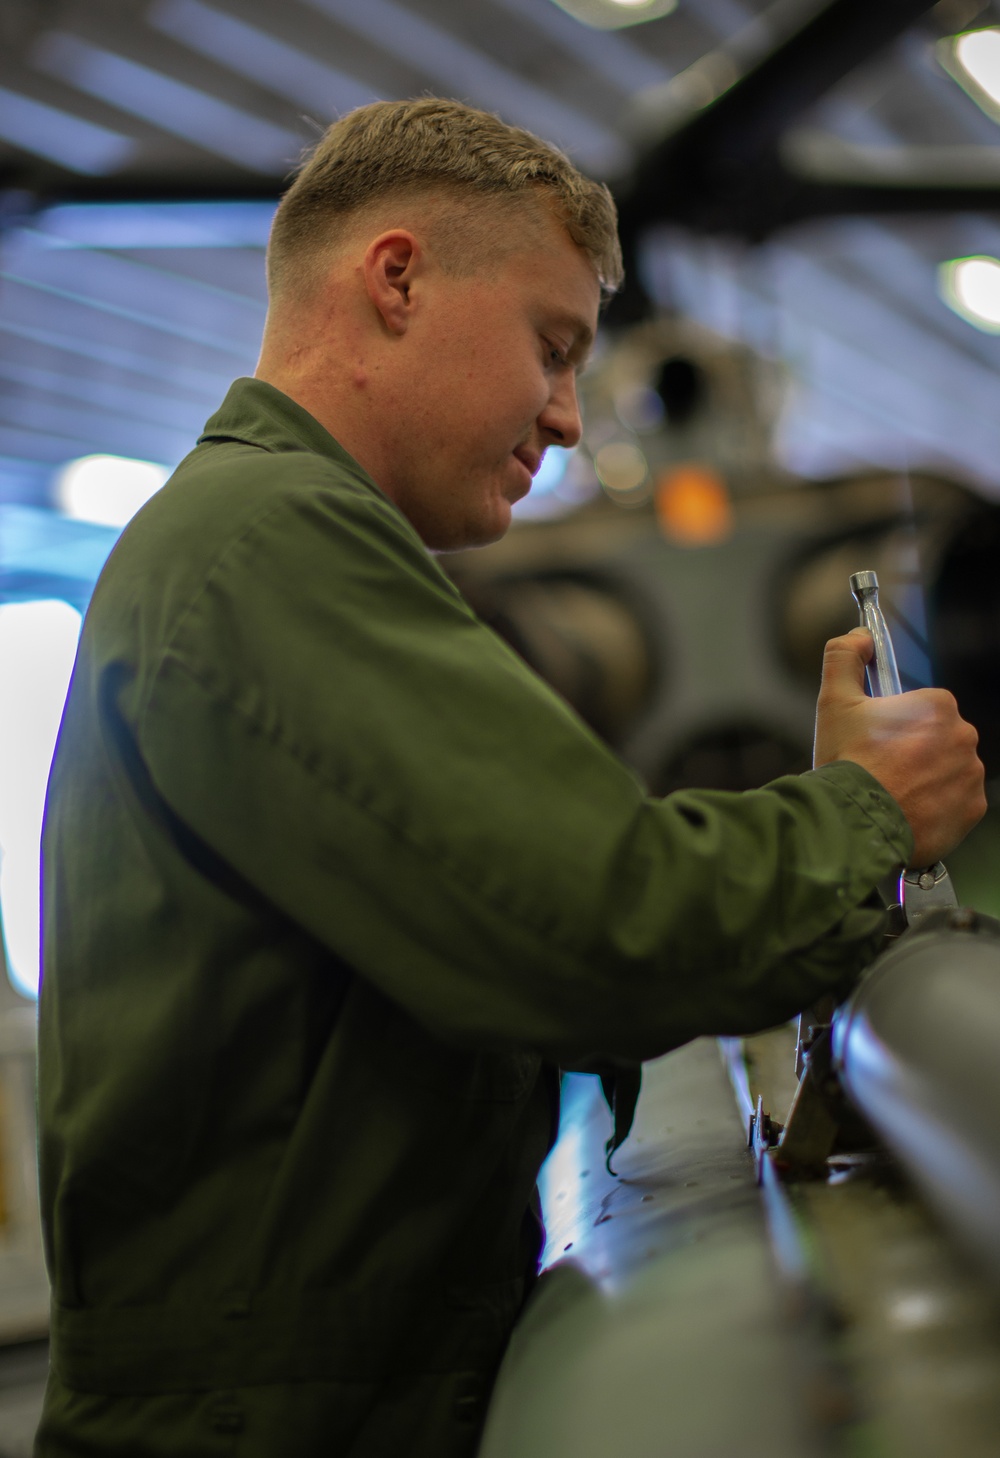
[474,497,515,548]
[425,506,512,554]
[398,484,516,553]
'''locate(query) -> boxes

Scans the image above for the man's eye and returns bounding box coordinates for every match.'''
[547,343,569,367]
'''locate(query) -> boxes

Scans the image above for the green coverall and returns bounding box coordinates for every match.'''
[36,379,912,1456]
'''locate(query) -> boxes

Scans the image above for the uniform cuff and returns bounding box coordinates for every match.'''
[808,760,914,867]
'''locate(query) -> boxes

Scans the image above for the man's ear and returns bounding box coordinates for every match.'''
[363,230,421,336]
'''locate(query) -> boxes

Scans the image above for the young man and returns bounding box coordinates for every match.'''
[36,99,984,1457]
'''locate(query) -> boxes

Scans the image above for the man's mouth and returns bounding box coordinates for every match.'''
[513,446,542,480]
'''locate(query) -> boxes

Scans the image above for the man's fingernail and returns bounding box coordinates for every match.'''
[848,627,870,637]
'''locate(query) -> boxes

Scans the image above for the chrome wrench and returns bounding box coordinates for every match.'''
[849,570,958,925]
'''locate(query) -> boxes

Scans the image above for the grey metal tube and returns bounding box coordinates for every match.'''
[833,910,1000,1283]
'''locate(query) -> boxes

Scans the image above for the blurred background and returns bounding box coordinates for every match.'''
[4,0,1000,1005]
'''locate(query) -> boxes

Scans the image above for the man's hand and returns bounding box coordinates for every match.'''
[814,629,986,867]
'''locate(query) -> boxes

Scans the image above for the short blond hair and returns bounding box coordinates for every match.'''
[267,98,623,298]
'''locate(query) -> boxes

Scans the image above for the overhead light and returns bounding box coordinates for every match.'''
[33,30,304,174]
[55,453,170,528]
[305,0,626,175]
[0,83,135,175]
[547,0,677,32]
[38,200,275,250]
[940,27,1000,120]
[939,254,1000,332]
[149,0,377,119]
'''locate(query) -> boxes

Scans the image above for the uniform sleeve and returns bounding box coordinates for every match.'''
[130,477,912,1065]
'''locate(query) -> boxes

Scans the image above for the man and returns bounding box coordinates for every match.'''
[36,99,984,1457]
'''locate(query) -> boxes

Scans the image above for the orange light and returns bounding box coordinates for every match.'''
[655,463,733,546]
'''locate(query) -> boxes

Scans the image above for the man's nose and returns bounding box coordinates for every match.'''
[539,376,583,449]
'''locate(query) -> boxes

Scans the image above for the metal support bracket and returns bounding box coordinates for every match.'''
[774,1027,847,1177]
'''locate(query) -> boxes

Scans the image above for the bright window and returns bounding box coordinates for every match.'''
[0,600,82,997]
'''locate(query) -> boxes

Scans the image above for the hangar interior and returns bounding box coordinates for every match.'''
[3,0,1000,1453]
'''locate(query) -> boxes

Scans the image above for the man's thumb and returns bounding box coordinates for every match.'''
[821,629,872,696]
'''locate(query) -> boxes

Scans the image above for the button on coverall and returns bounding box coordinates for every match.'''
[36,379,912,1456]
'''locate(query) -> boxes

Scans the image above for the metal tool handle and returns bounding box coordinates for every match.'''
[849,570,901,698]
[849,570,957,925]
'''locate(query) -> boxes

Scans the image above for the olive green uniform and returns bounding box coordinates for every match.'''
[36,380,911,1456]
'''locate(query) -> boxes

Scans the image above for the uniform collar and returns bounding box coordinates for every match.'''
[198,377,370,483]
